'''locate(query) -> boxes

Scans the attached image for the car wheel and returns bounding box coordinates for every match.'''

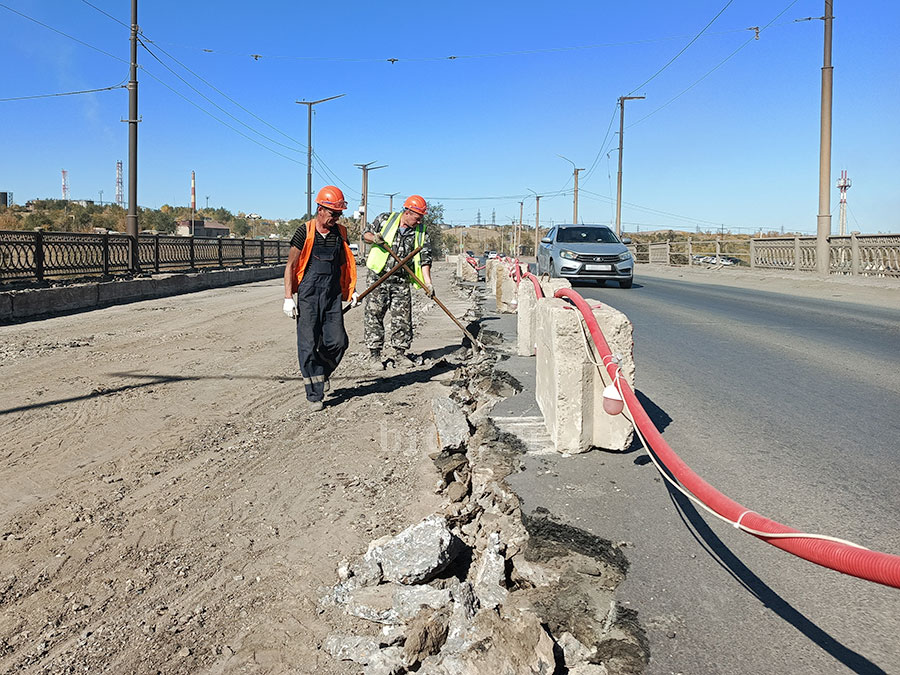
[619,278,633,289]
[549,261,557,279]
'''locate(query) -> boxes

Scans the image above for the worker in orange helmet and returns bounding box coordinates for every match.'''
[283,186,358,411]
[362,194,433,369]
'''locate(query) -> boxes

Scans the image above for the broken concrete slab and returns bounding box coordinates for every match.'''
[432,397,470,453]
[366,515,463,585]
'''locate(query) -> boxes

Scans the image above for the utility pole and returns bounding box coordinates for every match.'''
[98,189,103,207]
[296,94,345,218]
[205,195,209,210]
[616,95,645,237]
[517,201,524,256]
[528,189,542,257]
[355,161,386,252]
[558,155,584,224]
[386,192,399,212]
[126,0,139,270]
[816,0,834,276]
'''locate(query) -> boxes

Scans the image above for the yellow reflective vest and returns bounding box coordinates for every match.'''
[365,212,427,287]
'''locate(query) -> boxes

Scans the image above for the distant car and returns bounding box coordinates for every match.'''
[536,224,634,288]
[348,242,363,264]
[465,250,475,257]
[486,251,498,259]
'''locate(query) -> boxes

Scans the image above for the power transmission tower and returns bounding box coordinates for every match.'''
[837,170,851,236]
[61,170,69,201]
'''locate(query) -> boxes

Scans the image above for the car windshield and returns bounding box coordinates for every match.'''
[557,227,619,244]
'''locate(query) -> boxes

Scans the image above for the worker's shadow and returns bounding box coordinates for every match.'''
[664,478,886,674]
[327,360,456,404]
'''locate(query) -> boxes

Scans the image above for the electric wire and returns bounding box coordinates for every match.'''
[139,66,305,166]
[627,0,735,96]
[138,34,309,151]
[139,39,306,154]
[570,299,869,552]
[627,0,802,129]
[79,0,129,29]
[0,2,128,64]
[0,78,126,102]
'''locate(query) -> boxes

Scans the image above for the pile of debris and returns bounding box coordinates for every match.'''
[321,289,648,675]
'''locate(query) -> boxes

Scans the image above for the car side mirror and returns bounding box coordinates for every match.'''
[622,237,632,244]
[540,237,552,244]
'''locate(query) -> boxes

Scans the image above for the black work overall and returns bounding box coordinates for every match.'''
[295,232,348,402]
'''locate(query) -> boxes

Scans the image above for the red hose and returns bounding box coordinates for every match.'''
[554,287,900,589]
[465,256,485,271]
[521,272,544,299]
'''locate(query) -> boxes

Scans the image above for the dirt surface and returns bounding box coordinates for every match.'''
[0,262,470,674]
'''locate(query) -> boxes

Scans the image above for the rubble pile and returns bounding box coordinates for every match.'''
[321,282,649,675]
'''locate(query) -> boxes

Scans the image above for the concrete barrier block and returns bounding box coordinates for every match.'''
[485,260,501,294]
[497,273,518,313]
[0,293,12,322]
[461,260,478,282]
[534,297,634,454]
[517,278,570,356]
[585,303,634,451]
[12,285,99,319]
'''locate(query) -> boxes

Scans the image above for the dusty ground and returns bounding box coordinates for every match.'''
[0,262,470,674]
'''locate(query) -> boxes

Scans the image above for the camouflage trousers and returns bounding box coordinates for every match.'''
[364,270,412,352]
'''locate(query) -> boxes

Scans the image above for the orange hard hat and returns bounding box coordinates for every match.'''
[403,195,427,216]
[315,185,347,210]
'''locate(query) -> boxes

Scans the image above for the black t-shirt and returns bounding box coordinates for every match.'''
[290,224,343,251]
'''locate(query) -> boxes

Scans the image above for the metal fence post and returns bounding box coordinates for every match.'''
[34,230,44,282]
[666,240,671,265]
[190,236,195,269]
[241,237,246,266]
[794,236,801,272]
[715,238,721,265]
[218,237,224,268]
[259,240,264,265]
[687,237,693,265]
[102,232,110,277]
[750,238,756,269]
[154,234,160,273]
[850,231,860,276]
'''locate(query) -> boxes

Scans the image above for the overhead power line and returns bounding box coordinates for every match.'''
[0,79,126,102]
[0,2,128,63]
[79,0,129,29]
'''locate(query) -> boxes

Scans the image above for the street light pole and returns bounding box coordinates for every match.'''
[355,161,387,252]
[518,201,524,255]
[385,192,399,212]
[296,94,346,218]
[615,95,645,237]
[558,155,584,224]
[816,0,834,276]
[528,189,542,258]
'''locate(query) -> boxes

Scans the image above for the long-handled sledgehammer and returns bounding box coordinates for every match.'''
[375,243,485,351]
[342,244,423,314]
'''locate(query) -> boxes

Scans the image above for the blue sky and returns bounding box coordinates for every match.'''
[1,1,898,234]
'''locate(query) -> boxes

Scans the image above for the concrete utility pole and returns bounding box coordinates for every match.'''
[528,189,542,257]
[296,94,345,218]
[616,95,644,237]
[385,192,399,212]
[816,0,834,276]
[356,161,386,252]
[126,0,139,269]
[558,155,583,224]
[517,201,524,255]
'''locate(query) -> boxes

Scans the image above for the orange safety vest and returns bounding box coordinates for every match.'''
[291,220,357,301]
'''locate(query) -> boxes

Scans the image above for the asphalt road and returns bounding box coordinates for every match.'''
[504,269,900,674]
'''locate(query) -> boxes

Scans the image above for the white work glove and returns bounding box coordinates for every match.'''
[283,297,297,319]
[350,292,360,308]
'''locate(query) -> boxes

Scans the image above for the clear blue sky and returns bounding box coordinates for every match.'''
[1,1,898,234]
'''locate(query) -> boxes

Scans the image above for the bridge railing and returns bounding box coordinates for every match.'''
[0,230,289,283]
[628,233,900,278]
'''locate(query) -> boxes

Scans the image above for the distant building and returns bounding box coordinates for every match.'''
[175,218,230,237]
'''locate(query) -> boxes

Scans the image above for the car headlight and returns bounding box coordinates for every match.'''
[559,249,577,260]
[617,251,633,262]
